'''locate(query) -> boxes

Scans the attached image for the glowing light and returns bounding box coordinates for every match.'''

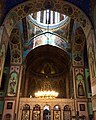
[35,90,58,99]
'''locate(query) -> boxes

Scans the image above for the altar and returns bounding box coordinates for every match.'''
[18,98,75,120]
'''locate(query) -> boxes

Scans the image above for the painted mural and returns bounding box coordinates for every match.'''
[3,0,91,38]
[23,32,68,59]
[54,111,61,120]
[4,12,18,36]
[86,31,96,98]
[72,26,85,67]
[9,25,22,64]
[74,67,86,98]
[73,53,84,66]
[85,68,92,98]
[0,26,4,44]
[76,73,85,97]
[88,44,96,79]
[7,72,18,96]
[7,66,20,96]
[0,44,5,86]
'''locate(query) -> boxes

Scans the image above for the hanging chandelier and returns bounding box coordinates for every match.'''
[35,90,58,99]
[34,81,59,99]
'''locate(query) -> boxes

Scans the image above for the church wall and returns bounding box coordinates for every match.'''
[87,30,96,96]
[71,22,90,119]
[85,68,93,116]
[77,101,88,118]
[2,100,15,120]
[0,1,96,120]
[0,27,9,87]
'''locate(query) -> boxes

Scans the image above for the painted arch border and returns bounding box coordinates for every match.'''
[2,0,92,38]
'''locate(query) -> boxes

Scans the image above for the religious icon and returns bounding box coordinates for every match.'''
[78,81,85,96]
[9,77,16,94]
[22,110,30,120]
[33,111,40,120]
[80,104,85,111]
[7,102,13,109]
[54,111,61,120]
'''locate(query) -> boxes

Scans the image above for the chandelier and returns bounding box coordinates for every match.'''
[35,81,59,99]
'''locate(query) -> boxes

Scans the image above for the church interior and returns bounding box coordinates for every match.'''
[0,0,96,120]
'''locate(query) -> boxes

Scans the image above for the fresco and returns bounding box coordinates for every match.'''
[2,0,91,38]
[0,44,5,86]
[7,66,20,96]
[9,25,22,64]
[88,44,96,79]
[85,68,92,98]
[7,72,18,96]
[76,73,85,97]
[73,53,84,66]
[0,0,89,26]
[86,32,96,97]
[23,32,68,59]
[74,68,86,98]
[0,26,4,44]
[4,12,18,36]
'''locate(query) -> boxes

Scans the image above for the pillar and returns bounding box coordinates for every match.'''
[51,109,53,120]
[30,109,32,120]
[41,109,43,120]
[66,74,69,98]
[61,109,64,120]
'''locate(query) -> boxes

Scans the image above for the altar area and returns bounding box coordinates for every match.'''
[18,98,75,120]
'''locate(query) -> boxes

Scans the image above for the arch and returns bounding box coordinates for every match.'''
[33,104,41,111]
[53,105,61,111]
[53,105,61,120]
[0,0,94,86]
[32,104,41,120]
[21,104,30,120]
[43,105,51,120]
[64,105,71,120]
[0,0,96,119]
[64,105,71,111]
[2,0,92,38]
[22,104,30,110]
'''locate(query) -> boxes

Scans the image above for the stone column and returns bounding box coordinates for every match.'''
[41,109,43,120]
[18,108,22,120]
[16,65,23,119]
[61,109,63,120]
[25,72,29,96]
[30,109,32,120]
[51,109,53,120]
[66,74,69,98]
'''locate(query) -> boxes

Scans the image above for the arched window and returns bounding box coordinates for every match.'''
[28,10,69,30]
[21,104,30,120]
[43,105,51,120]
[63,105,71,120]
[53,105,61,120]
[32,104,41,120]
